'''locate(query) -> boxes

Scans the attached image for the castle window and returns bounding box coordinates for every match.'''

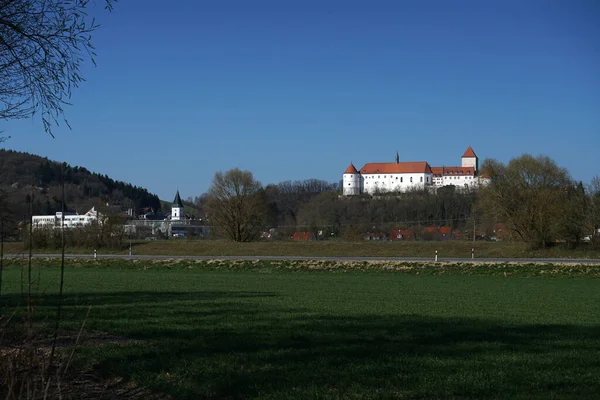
[420,177,423,182]
[401,177,403,183]
[410,177,413,183]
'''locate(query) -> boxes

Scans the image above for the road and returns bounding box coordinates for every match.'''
[3,253,600,264]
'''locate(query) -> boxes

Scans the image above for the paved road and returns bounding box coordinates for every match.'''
[4,253,600,264]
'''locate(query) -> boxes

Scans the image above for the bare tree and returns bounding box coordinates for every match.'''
[205,169,265,242]
[587,176,600,240]
[0,0,116,136]
[477,154,576,248]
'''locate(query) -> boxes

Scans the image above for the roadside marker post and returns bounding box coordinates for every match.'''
[435,250,438,262]
[94,249,97,260]
[472,248,475,259]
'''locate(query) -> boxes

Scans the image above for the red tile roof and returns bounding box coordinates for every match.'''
[431,166,475,177]
[462,146,477,158]
[344,163,359,174]
[359,162,432,174]
[292,232,315,241]
[439,227,452,234]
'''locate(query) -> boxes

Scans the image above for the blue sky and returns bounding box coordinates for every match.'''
[2,0,599,201]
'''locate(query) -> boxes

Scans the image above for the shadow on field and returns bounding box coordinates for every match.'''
[4,290,600,399]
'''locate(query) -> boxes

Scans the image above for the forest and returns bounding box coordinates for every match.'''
[0,149,161,218]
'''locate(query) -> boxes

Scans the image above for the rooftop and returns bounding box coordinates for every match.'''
[462,146,477,158]
[172,190,183,208]
[359,161,433,174]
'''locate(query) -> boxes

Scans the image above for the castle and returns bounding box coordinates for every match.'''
[343,146,488,196]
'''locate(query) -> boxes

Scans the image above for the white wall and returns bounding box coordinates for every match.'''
[440,174,476,187]
[172,206,183,220]
[461,157,477,170]
[361,173,432,194]
[343,173,361,195]
[32,216,58,228]
[32,209,98,229]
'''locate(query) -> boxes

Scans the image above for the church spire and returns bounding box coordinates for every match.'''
[395,150,399,164]
[173,190,183,208]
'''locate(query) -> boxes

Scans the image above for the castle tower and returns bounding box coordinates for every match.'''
[171,190,184,221]
[461,146,478,172]
[343,163,361,196]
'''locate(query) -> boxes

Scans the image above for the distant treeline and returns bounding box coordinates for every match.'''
[191,179,480,238]
[195,156,600,249]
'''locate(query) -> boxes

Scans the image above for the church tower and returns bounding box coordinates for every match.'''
[171,190,184,221]
[461,146,478,172]
[343,163,361,195]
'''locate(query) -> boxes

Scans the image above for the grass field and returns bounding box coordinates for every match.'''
[4,238,600,259]
[2,259,600,399]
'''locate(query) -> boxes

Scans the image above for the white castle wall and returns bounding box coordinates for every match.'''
[461,156,477,170]
[361,173,433,194]
[343,173,361,195]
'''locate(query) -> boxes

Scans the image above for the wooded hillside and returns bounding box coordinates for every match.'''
[0,149,161,218]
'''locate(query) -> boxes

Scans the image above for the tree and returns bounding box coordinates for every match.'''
[205,169,265,242]
[477,154,576,249]
[587,176,600,242]
[0,0,116,137]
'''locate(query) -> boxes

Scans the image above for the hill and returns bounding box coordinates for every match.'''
[0,149,161,218]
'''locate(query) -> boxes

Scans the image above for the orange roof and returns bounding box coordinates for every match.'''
[439,227,452,234]
[462,146,477,158]
[431,166,475,177]
[292,232,315,241]
[344,163,359,174]
[359,161,432,174]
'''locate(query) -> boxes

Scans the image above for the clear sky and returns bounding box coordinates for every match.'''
[2,0,599,201]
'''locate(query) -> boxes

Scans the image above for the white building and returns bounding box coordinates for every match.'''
[32,207,99,229]
[343,146,489,196]
[171,190,184,221]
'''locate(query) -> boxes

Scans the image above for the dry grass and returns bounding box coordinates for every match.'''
[4,239,600,259]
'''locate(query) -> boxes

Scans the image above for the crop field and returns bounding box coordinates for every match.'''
[2,259,600,399]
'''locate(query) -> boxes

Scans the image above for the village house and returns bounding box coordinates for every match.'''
[32,207,99,229]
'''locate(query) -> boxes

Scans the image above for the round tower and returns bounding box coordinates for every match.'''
[343,163,361,196]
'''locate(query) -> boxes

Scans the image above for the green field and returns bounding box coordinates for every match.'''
[2,260,600,399]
